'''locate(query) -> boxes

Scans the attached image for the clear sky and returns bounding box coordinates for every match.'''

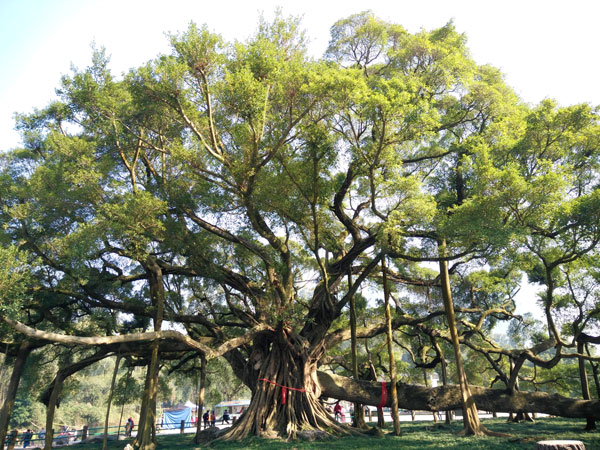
[1,0,599,152]
[0,0,597,318]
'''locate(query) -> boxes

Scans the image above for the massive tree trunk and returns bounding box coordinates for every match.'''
[318,371,600,419]
[438,242,488,435]
[0,340,31,449]
[215,246,380,441]
[220,328,353,440]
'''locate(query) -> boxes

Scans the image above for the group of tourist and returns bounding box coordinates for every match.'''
[201,410,217,428]
[200,409,232,428]
[4,417,139,448]
[5,409,234,448]
[4,428,44,449]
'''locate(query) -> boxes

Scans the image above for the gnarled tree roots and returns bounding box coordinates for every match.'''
[218,329,362,441]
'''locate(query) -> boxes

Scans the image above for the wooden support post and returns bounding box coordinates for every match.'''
[382,257,401,435]
[180,420,185,434]
[82,425,88,440]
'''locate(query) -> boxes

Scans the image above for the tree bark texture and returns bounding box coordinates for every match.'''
[219,328,355,440]
[0,341,31,450]
[318,371,600,419]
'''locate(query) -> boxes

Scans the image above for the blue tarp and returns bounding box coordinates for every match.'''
[162,407,192,429]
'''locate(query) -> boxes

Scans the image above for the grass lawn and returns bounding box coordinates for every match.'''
[64,418,600,449]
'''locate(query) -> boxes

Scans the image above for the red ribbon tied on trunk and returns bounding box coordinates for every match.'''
[258,378,306,405]
[378,381,388,408]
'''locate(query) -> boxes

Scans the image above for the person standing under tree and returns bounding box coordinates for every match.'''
[334,401,343,422]
[202,410,209,429]
[125,417,134,437]
[22,429,32,448]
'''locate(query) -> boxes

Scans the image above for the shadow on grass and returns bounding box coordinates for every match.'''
[63,418,599,450]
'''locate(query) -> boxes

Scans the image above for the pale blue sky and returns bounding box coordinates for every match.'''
[2,0,598,152]
[1,0,598,319]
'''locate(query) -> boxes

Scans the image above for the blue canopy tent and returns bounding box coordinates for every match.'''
[161,406,192,429]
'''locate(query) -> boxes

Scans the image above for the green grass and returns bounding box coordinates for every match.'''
[62,418,600,449]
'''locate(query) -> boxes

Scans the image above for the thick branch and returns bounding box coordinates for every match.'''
[2,317,268,360]
[318,371,600,419]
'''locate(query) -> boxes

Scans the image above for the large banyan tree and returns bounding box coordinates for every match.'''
[1,11,600,448]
